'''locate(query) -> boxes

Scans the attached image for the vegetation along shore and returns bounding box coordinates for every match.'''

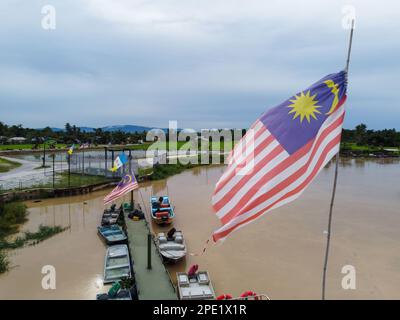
[0,202,67,274]
[0,122,398,157]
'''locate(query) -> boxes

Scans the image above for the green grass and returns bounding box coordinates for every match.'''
[1,173,114,196]
[0,225,68,250]
[125,143,153,150]
[0,202,28,239]
[341,142,400,155]
[0,143,67,151]
[0,201,67,274]
[0,202,28,274]
[0,157,21,173]
[138,166,153,177]
[128,140,237,152]
[30,173,113,189]
[150,159,212,181]
[0,251,9,274]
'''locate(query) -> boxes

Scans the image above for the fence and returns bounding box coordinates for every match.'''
[0,149,147,193]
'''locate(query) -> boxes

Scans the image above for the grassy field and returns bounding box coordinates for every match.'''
[341,142,400,155]
[0,157,21,173]
[148,154,224,180]
[151,162,205,180]
[30,173,113,189]
[0,143,67,151]
[140,140,236,152]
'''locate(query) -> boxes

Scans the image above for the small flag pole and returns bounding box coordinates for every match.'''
[322,19,354,300]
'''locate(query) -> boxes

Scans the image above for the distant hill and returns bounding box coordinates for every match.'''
[49,125,156,133]
[101,125,154,133]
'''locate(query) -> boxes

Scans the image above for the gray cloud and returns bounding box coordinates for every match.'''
[0,0,399,129]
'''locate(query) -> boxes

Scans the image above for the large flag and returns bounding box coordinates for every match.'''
[110,153,128,172]
[212,71,347,242]
[104,172,139,205]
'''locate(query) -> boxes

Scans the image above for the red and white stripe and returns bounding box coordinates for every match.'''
[212,97,346,242]
[104,181,138,205]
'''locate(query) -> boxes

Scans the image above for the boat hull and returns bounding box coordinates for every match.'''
[152,217,173,225]
[98,226,127,245]
[103,244,132,284]
[160,253,185,264]
[176,271,216,300]
[96,289,132,300]
[150,195,175,225]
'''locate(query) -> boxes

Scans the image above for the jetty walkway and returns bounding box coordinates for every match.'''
[124,212,177,300]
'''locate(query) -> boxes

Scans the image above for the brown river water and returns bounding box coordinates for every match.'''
[0,158,399,300]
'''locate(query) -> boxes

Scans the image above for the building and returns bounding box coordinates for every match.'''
[8,137,27,144]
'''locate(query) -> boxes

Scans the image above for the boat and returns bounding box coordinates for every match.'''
[156,228,186,263]
[216,291,271,300]
[103,244,131,284]
[150,196,175,225]
[96,289,132,300]
[101,205,121,226]
[98,225,127,245]
[176,268,216,300]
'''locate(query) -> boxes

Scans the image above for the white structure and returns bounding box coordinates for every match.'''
[8,137,27,143]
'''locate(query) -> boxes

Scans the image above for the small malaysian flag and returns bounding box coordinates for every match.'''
[212,71,347,242]
[104,172,139,205]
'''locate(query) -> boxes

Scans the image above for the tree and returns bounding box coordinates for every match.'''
[355,123,367,145]
[65,123,72,135]
[0,122,6,136]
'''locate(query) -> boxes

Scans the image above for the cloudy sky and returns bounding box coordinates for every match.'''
[0,0,399,130]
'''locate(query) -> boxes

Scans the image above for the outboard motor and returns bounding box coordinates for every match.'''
[167,228,177,239]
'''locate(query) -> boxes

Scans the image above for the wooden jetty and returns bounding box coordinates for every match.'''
[124,207,177,300]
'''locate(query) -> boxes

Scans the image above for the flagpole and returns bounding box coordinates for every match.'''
[322,19,354,300]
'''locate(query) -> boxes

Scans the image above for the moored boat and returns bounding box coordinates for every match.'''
[96,289,132,300]
[98,225,127,245]
[150,196,174,225]
[101,205,121,226]
[156,228,186,263]
[103,244,131,284]
[176,266,216,300]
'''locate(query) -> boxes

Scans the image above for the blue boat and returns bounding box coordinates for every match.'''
[98,225,127,245]
[150,196,175,225]
[103,245,131,284]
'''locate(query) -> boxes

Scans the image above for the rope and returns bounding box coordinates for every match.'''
[189,237,212,256]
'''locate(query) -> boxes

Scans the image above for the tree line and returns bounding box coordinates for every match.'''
[342,124,400,148]
[0,122,147,145]
[0,122,399,148]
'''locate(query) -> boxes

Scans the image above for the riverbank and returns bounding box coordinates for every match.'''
[0,202,67,274]
[0,157,21,173]
[0,190,119,299]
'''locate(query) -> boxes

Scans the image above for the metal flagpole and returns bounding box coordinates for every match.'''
[322,19,354,300]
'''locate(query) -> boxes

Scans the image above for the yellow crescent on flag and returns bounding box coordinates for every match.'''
[324,80,340,115]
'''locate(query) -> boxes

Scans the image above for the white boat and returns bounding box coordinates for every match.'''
[103,245,131,284]
[156,230,186,262]
[176,271,216,300]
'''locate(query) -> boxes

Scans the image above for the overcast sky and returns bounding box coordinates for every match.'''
[0,0,399,130]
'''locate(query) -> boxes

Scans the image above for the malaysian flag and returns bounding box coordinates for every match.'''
[212,71,347,242]
[104,171,139,205]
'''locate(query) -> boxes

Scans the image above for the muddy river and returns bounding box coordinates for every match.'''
[0,158,399,299]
